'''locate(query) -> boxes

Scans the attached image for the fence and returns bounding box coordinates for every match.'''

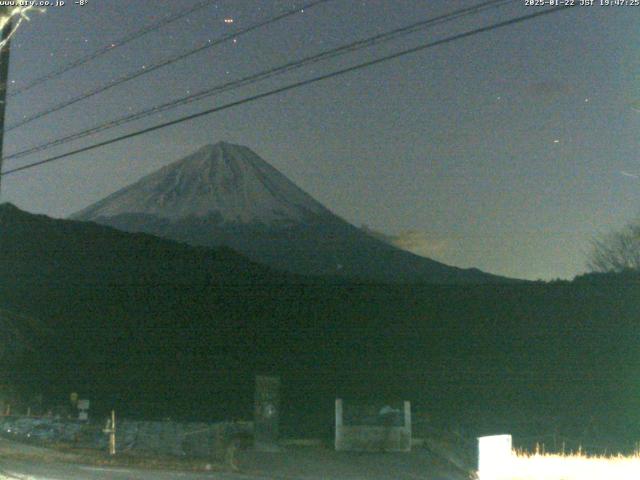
[0,415,252,459]
[477,434,640,480]
[334,399,411,452]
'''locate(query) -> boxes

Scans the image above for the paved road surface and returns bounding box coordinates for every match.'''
[1,455,460,480]
[1,460,274,480]
[0,437,465,479]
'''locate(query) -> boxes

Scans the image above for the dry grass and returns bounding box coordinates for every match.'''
[479,449,640,480]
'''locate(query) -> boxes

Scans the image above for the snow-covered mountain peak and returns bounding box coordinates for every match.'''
[72,142,331,225]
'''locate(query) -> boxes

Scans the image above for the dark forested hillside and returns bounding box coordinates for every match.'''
[2,204,639,443]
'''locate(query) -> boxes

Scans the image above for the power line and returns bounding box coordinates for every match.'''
[8,0,219,97]
[5,0,332,132]
[1,5,575,178]
[5,0,516,163]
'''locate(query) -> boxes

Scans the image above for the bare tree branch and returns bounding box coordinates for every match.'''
[588,221,640,273]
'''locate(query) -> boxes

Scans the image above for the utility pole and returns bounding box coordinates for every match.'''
[0,6,13,198]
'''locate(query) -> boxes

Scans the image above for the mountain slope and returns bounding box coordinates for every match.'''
[1,201,297,289]
[72,142,511,284]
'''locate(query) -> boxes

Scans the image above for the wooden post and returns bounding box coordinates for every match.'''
[334,399,343,451]
[104,410,117,455]
[404,400,412,452]
[403,401,411,428]
[109,410,116,455]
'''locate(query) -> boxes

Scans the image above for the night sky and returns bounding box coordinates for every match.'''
[1,0,638,280]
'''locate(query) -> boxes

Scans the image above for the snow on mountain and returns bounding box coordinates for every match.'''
[71,142,514,284]
[72,142,331,225]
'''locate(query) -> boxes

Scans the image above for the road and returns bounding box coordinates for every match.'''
[0,435,271,480]
[0,460,275,480]
[0,436,466,479]
[0,454,462,480]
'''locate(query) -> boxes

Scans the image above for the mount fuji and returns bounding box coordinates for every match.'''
[72,142,510,284]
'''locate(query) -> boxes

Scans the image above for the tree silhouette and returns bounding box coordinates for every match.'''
[588,220,640,273]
